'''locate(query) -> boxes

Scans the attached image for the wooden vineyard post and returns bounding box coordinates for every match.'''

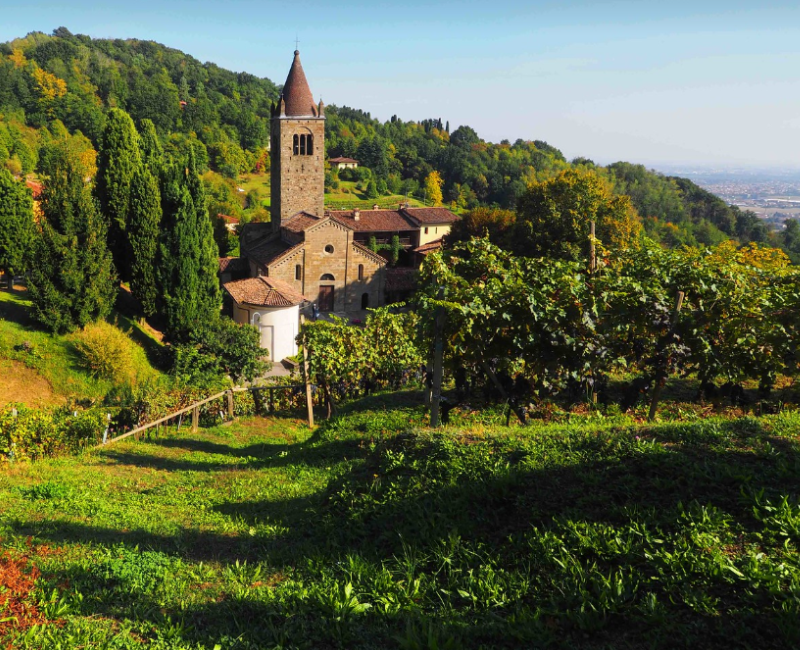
[430,288,446,427]
[481,362,528,426]
[588,220,597,404]
[300,315,314,427]
[191,407,199,432]
[648,291,685,422]
[227,390,235,420]
[423,363,433,406]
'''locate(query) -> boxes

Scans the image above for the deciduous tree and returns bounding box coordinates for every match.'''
[514,168,642,261]
[424,170,443,207]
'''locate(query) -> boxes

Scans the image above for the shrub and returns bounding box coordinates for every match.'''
[72,321,135,384]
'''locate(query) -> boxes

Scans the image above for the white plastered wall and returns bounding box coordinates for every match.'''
[232,302,300,362]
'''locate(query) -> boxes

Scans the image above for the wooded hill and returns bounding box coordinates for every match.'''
[0,27,794,256]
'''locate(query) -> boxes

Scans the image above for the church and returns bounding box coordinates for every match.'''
[222,50,459,362]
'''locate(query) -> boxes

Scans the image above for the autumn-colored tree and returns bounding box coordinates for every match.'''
[513,168,642,261]
[424,170,443,206]
[448,207,516,249]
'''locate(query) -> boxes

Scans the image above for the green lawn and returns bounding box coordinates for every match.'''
[0,289,165,403]
[2,391,800,648]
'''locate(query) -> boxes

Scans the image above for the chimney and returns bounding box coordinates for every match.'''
[353,209,360,221]
[372,204,379,211]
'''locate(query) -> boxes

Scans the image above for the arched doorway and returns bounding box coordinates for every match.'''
[361,292,369,309]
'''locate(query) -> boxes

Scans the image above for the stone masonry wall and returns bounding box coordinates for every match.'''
[270,116,325,230]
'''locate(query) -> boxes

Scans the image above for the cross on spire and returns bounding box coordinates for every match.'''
[295,36,300,51]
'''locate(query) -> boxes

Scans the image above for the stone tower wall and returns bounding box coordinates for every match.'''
[270,116,325,231]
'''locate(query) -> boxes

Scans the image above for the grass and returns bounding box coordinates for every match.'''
[0,289,165,403]
[1,390,800,648]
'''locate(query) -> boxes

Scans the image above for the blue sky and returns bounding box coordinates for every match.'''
[2,1,799,168]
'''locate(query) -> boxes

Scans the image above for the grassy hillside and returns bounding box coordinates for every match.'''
[0,288,164,403]
[1,391,799,648]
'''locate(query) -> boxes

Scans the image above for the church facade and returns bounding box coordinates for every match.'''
[223,49,458,361]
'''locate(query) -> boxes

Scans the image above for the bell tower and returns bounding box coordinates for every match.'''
[270,50,326,232]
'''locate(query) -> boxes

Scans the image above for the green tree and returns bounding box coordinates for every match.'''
[514,168,642,261]
[0,169,33,278]
[157,151,220,343]
[127,167,161,317]
[27,146,116,333]
[96,108,142,280]
[780,219,800,264]
[138,118,163,174]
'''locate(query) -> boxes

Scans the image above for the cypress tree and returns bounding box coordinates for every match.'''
[127,167,161,317]
[27,147,116,333]
[138,118,163,174]
[157,151,220,343]
[0,169,33,279]
[186,148,221,318]
[96,108,141,281]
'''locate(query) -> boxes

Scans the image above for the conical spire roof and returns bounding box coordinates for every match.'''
[280,50,317,117]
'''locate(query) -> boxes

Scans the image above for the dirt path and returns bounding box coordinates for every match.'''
[0,359,62,408]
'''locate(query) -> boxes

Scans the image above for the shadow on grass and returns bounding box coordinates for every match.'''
[10,408,800,648]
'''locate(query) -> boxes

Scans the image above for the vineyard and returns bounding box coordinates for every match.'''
[413,237,800,418]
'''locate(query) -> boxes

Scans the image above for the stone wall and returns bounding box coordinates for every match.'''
[270,116,326,230]
[267,219,385,313]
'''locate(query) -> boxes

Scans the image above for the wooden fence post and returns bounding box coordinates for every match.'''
[648,291,685,422]
[430,288,445,427]
[191,407,199,432]
[300,315,314,427]
[227,390,235,420]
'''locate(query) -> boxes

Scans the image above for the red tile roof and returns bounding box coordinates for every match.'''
[282,212,322,233]
[223,276,307,307]
[352,241,387,265]
[25,180,42,198]
[413,238,444,255]
[280,50,318,118]
[401,207,459,225]
[217,213,240,224]
[218,257,249,274]
[247,238,300,267]
[329,157,358,164]
[327,209,417,232]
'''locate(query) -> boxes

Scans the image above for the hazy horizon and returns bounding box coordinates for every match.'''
[2,1,799,169]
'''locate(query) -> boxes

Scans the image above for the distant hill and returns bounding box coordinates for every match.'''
[0,27,786,253]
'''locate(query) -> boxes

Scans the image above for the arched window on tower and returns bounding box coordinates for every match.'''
[358,264,364,280]
[293,133,313,156]
[295,264,302,281]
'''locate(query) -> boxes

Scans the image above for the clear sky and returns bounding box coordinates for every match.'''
[1,1,799,168]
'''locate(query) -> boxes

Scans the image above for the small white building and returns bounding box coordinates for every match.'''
[328,156,359,170]
[223,276,308,363]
